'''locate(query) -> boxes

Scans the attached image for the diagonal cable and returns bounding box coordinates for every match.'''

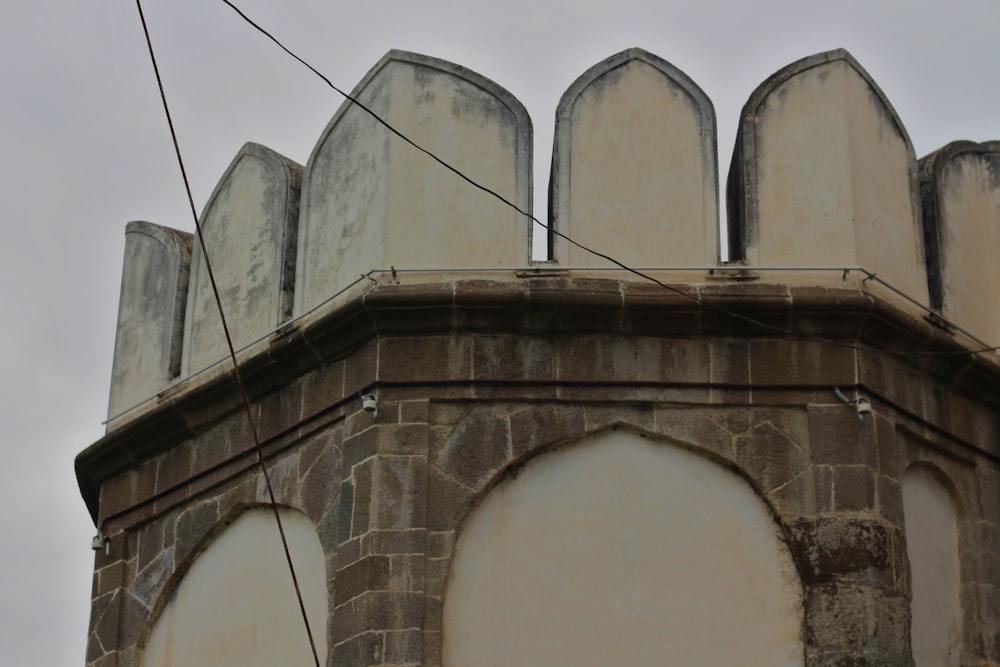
[219,0,998,359]
[134,2,322,665]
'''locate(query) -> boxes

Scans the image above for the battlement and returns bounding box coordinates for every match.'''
[106,47,1000,426]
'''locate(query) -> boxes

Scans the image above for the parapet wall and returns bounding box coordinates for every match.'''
[106,47,1000,425]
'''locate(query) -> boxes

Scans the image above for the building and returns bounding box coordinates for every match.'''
[76,48,1000,666]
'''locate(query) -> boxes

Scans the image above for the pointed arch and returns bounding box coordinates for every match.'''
[551,48,719,267]
[142,506,327,667]
[442,429,804,666]
[902,464,963,667]
[182,142,302,376]
[728,49,925,304]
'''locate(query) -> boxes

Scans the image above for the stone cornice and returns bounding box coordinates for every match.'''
[76,278,1000,521]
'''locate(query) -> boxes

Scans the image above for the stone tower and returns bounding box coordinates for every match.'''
[77,48,1000,667]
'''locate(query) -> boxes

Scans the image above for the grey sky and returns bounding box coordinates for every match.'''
[1,1,997,664]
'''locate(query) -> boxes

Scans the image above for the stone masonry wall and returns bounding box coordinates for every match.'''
[81,281,1000,666]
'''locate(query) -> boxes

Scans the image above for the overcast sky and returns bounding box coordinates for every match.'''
[2,1,998,664]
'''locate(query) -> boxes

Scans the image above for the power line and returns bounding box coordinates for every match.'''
[134,3,322,666]
[218,0,999,359]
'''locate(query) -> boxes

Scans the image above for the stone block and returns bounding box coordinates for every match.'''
[343,341,378,401]
[333,591,425,642]
[296,50,532,315]
[652,406,735,460]
[787,286,872,342]
[876,475,904,526]
[301,360,346,418]
[424,557,450,598]
[88,589,119,643]
[804,582,907,658]
[173,499,219,567]
[131,547,174,609]
[154,442,194,494]
[453,280,528,331]
[378,335,473,383]
[509,403,586,460]
[920,141,1000,343]
[399,399,430,424]
[434,407,510,489]
[362,529,427,556]
[426,531,454,559]
[338,479,356,544]
[331,631,382,667]
[192,414,249,474]
[389,554,425,592]
[257,378,304,441]
[699,283,792,336]
[472,335,557,382]
[583,405,656,433]
[98,471,137,520]
[814,465,835,513]
[96,560,126,598]
[336,556,391,605]
[729,49,926,305]
[182,143,302,376]
[752,407,808,446]
[790,517,891,584]
[808,403,878,467]
[107,222,192,426]
[213,475,257,525]
[426,466,474,531]
[136,521,164,573]
[427,402,469,426]
[89,652,119,667]
[621,282,702,336]
[833,465,876,512]
[635,337,711,384]
[363,455,428,531]
[344,424,431,468]
[521,278,624,333]
[351,462,373,538]
[709,339,750,386]
[384,628,423,665]
[556,336,637,382]
[551,48,718,267]
[768,469,818,517]
[422,630,442,667]
[255,452,300,506]
[749,340,857,386]
[735,420,811,493]
[980,469,1000,524]
[300,439,340,521]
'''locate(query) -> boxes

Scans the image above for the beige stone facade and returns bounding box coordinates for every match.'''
[79,48,1000,667]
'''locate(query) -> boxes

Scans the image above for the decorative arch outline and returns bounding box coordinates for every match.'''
[901,462,964,667]
[437,418,805,666]
[139,503,328,667]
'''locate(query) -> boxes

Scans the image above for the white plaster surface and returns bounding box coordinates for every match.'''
[902,467,962,667]
[938,152,1000,345]
[182,144,299,375]
[142,508,327,667]
[107,222,190,425]
[442,430,804,666]
[296,52,531,315]
[749,56,926,302]
[554,53,718,268]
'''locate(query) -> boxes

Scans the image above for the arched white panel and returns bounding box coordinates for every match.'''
[144,508,327,667]
[902,467,962,667]
[443,430,803,666]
